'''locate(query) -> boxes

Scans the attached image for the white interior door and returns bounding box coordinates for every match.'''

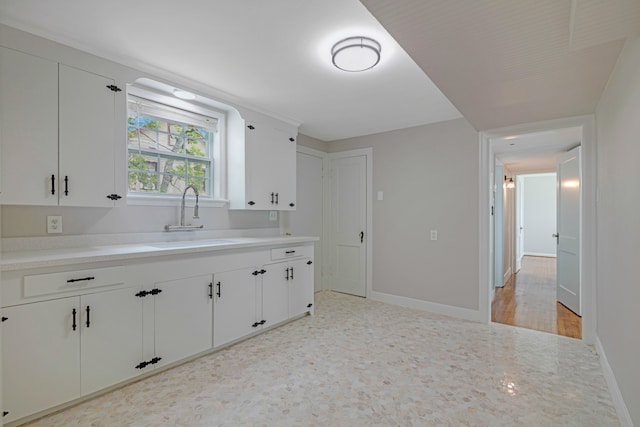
[556,146,581,315]
[330,155,366,297]
[515,176,524,272]
[287,150,323,291]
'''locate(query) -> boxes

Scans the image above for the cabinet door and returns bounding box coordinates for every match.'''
[289,258,314,318]
[59,64,118,207]
[80,288,143,395]
[154,275,213,367]
[213,268,259,347]
[245,123,297,210]
[2,298,80,423]
[0,47,59,206]
[261,262,291,327]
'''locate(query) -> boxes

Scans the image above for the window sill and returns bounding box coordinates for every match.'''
[126,194,229,208]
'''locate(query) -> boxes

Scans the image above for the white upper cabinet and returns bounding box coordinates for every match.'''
[0,47,59,206]
[0,48,122,206]
[228,117,298,210]
[59,65,119,207]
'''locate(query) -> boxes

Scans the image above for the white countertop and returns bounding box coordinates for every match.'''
[0,236,318,271]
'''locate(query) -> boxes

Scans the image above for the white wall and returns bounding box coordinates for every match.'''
[522,174,557,257]
[595,36,640,426]
[328,118,479,311]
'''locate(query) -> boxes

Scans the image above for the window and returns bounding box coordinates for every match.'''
[127,94,219,199]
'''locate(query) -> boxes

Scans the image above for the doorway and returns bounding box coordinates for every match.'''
[480,117,595,342]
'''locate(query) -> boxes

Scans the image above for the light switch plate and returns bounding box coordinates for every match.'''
[47,215,62,234]
[430,230,438,241]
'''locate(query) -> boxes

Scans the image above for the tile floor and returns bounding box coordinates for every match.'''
[23,291,619,427]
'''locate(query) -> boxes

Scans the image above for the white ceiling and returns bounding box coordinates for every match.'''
[360,0,640,131]
[0,0,461,141]
[492,127,582,174]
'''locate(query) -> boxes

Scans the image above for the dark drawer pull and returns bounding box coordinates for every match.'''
[85,305,91,328]
[67,276,95,283]
[285,250,296,254]
[51,174,56,195]
[72,308,77,331]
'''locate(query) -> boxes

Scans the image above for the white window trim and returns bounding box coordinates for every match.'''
[126,85,227,205]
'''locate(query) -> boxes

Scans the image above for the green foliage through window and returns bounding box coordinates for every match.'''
[127,95,217,197]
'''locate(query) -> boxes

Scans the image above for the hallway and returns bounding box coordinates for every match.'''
[492,256,581,339]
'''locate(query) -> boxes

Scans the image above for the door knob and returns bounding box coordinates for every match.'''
[552,233,559,244]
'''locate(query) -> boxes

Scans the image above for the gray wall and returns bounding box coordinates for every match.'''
[595,36,640,425]
[328,118,479,310]
[522,174,557,256]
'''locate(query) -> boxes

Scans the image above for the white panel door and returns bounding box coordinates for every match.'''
[289,151,323,291]
[0,47,59,206]
[59,64,116,207]
[330,155,366,297]
[556,147,581,315]
[80,288,142,395]
[154,275,213,367]
[2,298,80,423]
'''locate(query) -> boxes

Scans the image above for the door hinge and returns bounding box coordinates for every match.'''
[3,411,8,417]
[106,84,122,92]
[289,202,295,207]
[252,322,260,328]
[307,260,313,265]
[289,137,295,142]
[149,288,163,295]
[247,125,255,130]
[135,290,149,298]
[106,193,122,200]
[307,303,313,308]
[135,356,162,370]
[252,269,266,276]
[248,201,255,206]
[1,316,7,322]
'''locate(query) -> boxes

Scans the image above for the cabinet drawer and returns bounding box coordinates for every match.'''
[23,266,125,298]
[271,246,305,260]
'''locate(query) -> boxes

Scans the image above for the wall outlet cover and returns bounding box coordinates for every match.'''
[47,215,62,234]
[269,210,278,221]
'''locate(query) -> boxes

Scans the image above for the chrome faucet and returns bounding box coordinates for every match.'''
[181,184,200,226]
[165,185,204,231]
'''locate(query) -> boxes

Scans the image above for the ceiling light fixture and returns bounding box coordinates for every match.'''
[331,36,381,72]
[173,89,196,100]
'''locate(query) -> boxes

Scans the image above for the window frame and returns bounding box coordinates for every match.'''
[126,86,227,207]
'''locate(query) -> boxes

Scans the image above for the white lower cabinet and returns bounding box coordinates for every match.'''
[213,267,259,348]
[148,275,213,369]
[1,244,314,424]
[1,287,142,423]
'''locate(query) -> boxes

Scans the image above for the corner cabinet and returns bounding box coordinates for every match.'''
[228,118,298,210]
[0,47,122,207]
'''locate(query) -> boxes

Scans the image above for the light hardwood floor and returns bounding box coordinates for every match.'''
[492,256,582,339]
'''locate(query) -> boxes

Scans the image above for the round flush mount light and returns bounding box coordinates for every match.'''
[331,36,381,72]
[173,89,196,100]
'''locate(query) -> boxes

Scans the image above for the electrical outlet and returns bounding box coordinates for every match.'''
[269,210,278,221]
[47,215,62,234]
[430,230,438,241]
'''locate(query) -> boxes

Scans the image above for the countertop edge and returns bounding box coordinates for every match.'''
[1,236,319,272]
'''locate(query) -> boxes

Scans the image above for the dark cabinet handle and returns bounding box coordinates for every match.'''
[248,201,255,206]
[149,356,162,365]
[307,260,313,265]
[285,268,290,280]
[259,320,266,325]
[85,306,91,328]
[271,192,274,204]
[252,322,259,328]
[106,194,122,200]
[290,267,294,280]
[216,281,221,298]
[285,250,296,254]
[51,174,56,195]
[307,303,313,308]
[64,176,69,196]
[275,193,279,204]
[72,308,77,331]
[67,276,95,283]
[149,288,163,295]
[360,231,364,243]
[208,283,213,299]
[247,125,255,130]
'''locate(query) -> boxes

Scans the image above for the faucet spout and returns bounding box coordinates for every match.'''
[180,185,200,226]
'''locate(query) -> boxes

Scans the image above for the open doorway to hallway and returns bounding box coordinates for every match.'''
[490,130,583,339]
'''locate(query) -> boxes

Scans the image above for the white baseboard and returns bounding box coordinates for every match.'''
[595,336,633,427]
[369,290,483,323]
